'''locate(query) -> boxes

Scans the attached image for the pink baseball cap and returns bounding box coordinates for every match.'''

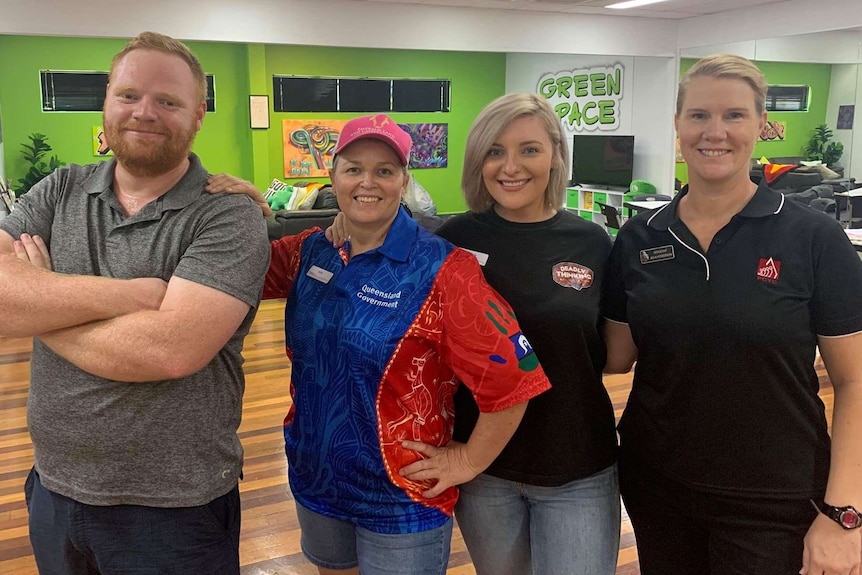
[332,114,412,166]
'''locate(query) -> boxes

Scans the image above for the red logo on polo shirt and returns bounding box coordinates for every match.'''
[756,257,781,283]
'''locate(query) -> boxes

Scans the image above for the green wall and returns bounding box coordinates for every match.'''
[0,35,506,214]
[0,35,251,189]
[261,46,505,214]
[674,58,833,183]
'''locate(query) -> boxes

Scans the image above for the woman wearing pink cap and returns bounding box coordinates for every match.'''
[209,114,550,575]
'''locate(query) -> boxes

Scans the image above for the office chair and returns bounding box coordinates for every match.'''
[809,197,837,215]
[595,201,622,233]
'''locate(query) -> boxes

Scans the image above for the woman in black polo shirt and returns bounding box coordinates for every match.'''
[603,54,862,575]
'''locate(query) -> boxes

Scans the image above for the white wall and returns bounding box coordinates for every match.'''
[681,41,756,60]
[679,0,862,49]
[681,31,860,64]
[851,69,862,181]
[754,31,861,64]
[506,53,677,193]
[1,0,679,57]
[826,65,859,177]
[630,57,678,193]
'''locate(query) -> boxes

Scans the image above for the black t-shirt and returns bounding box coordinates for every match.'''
[437,209,617,486]
[603,182,862,497]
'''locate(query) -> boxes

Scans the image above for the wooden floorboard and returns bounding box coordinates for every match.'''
[0,299,834,574]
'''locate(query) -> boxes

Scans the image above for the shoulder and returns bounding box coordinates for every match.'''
[558,210,612,239]
[429,247,492,299]
[771,195,847,240]
[31,162,106,194]
[193,189,267,223]
[273,227,325,256]
[436,212,481,237]
[414,224,458,256]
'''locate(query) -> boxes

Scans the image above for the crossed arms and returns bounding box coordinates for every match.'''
[0,230,252,382]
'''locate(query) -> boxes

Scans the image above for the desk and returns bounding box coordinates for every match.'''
[624,200,671,216]
[833,189,862,226]
[845,228,862,252]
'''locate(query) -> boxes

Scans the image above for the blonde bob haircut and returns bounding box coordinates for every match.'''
[462,93,568,213]
[110,31,208,104]
[677,53,768,116]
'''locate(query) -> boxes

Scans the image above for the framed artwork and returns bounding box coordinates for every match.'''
[249,95,270,129]
[93,126,112,156]
[398,123,448,169]
[282,119,347,178]
[759,120,786,142]
[838,105,855,130]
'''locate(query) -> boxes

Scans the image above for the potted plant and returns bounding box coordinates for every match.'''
[805,124,844,167]
[15,133,64,197]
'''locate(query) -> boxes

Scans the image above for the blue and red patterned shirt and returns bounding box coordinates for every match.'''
[263,208,550,534]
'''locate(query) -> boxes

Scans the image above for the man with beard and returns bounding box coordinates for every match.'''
[0,32,270,575]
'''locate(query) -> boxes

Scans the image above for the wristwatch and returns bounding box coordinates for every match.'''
[815,501,862,530]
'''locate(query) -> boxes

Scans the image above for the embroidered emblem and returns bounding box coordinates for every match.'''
[370,114,390,128]
[553,262,594,290]
[640,245,675,264]
[757,257,781,284]
[355,284,401,308]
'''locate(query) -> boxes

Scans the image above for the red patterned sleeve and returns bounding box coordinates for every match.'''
[262,229,317,299]
[436,248,551,412]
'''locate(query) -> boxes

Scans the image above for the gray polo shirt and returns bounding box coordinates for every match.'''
[0,155,270,507]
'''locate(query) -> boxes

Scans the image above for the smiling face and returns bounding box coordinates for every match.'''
[103,49,206,177]
[481,114,556,223]
[675,75,766,188]
[331,139,409,232]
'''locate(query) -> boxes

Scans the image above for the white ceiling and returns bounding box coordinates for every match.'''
[343,0,789,19]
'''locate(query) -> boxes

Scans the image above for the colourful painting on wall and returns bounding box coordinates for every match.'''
[282,120,346,178]
[282,119,449,178]
[759,120,786,142]
[398,123,448,169]
[93,126,113,156]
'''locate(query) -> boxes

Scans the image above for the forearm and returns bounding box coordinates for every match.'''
[0,258,162,337]
[602,319,637,374]
[41,310,207,382]
[824,382,862,506]
[40,277,251,383]
[464,402,528,472]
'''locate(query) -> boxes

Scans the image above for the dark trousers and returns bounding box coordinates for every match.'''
[619,449,818,575]
[25,468,241,575]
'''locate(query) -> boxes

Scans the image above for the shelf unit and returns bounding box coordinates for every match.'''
[566,185,628,235]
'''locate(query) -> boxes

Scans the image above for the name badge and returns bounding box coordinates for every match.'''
[307,265,333,283]
[640,245,675,264]
[463,248,489,267]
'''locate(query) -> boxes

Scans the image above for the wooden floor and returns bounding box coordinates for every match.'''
[0,299,834,575]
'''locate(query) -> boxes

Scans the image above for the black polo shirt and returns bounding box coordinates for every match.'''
[603,182,862,497]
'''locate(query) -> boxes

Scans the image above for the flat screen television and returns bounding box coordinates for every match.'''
[571,134,634,189]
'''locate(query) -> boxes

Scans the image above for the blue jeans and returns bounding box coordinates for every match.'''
[455,464,620,575]
[295,501,453,574]
[24,468,241,575]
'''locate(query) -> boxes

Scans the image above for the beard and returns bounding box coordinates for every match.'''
[103,116,198,177]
